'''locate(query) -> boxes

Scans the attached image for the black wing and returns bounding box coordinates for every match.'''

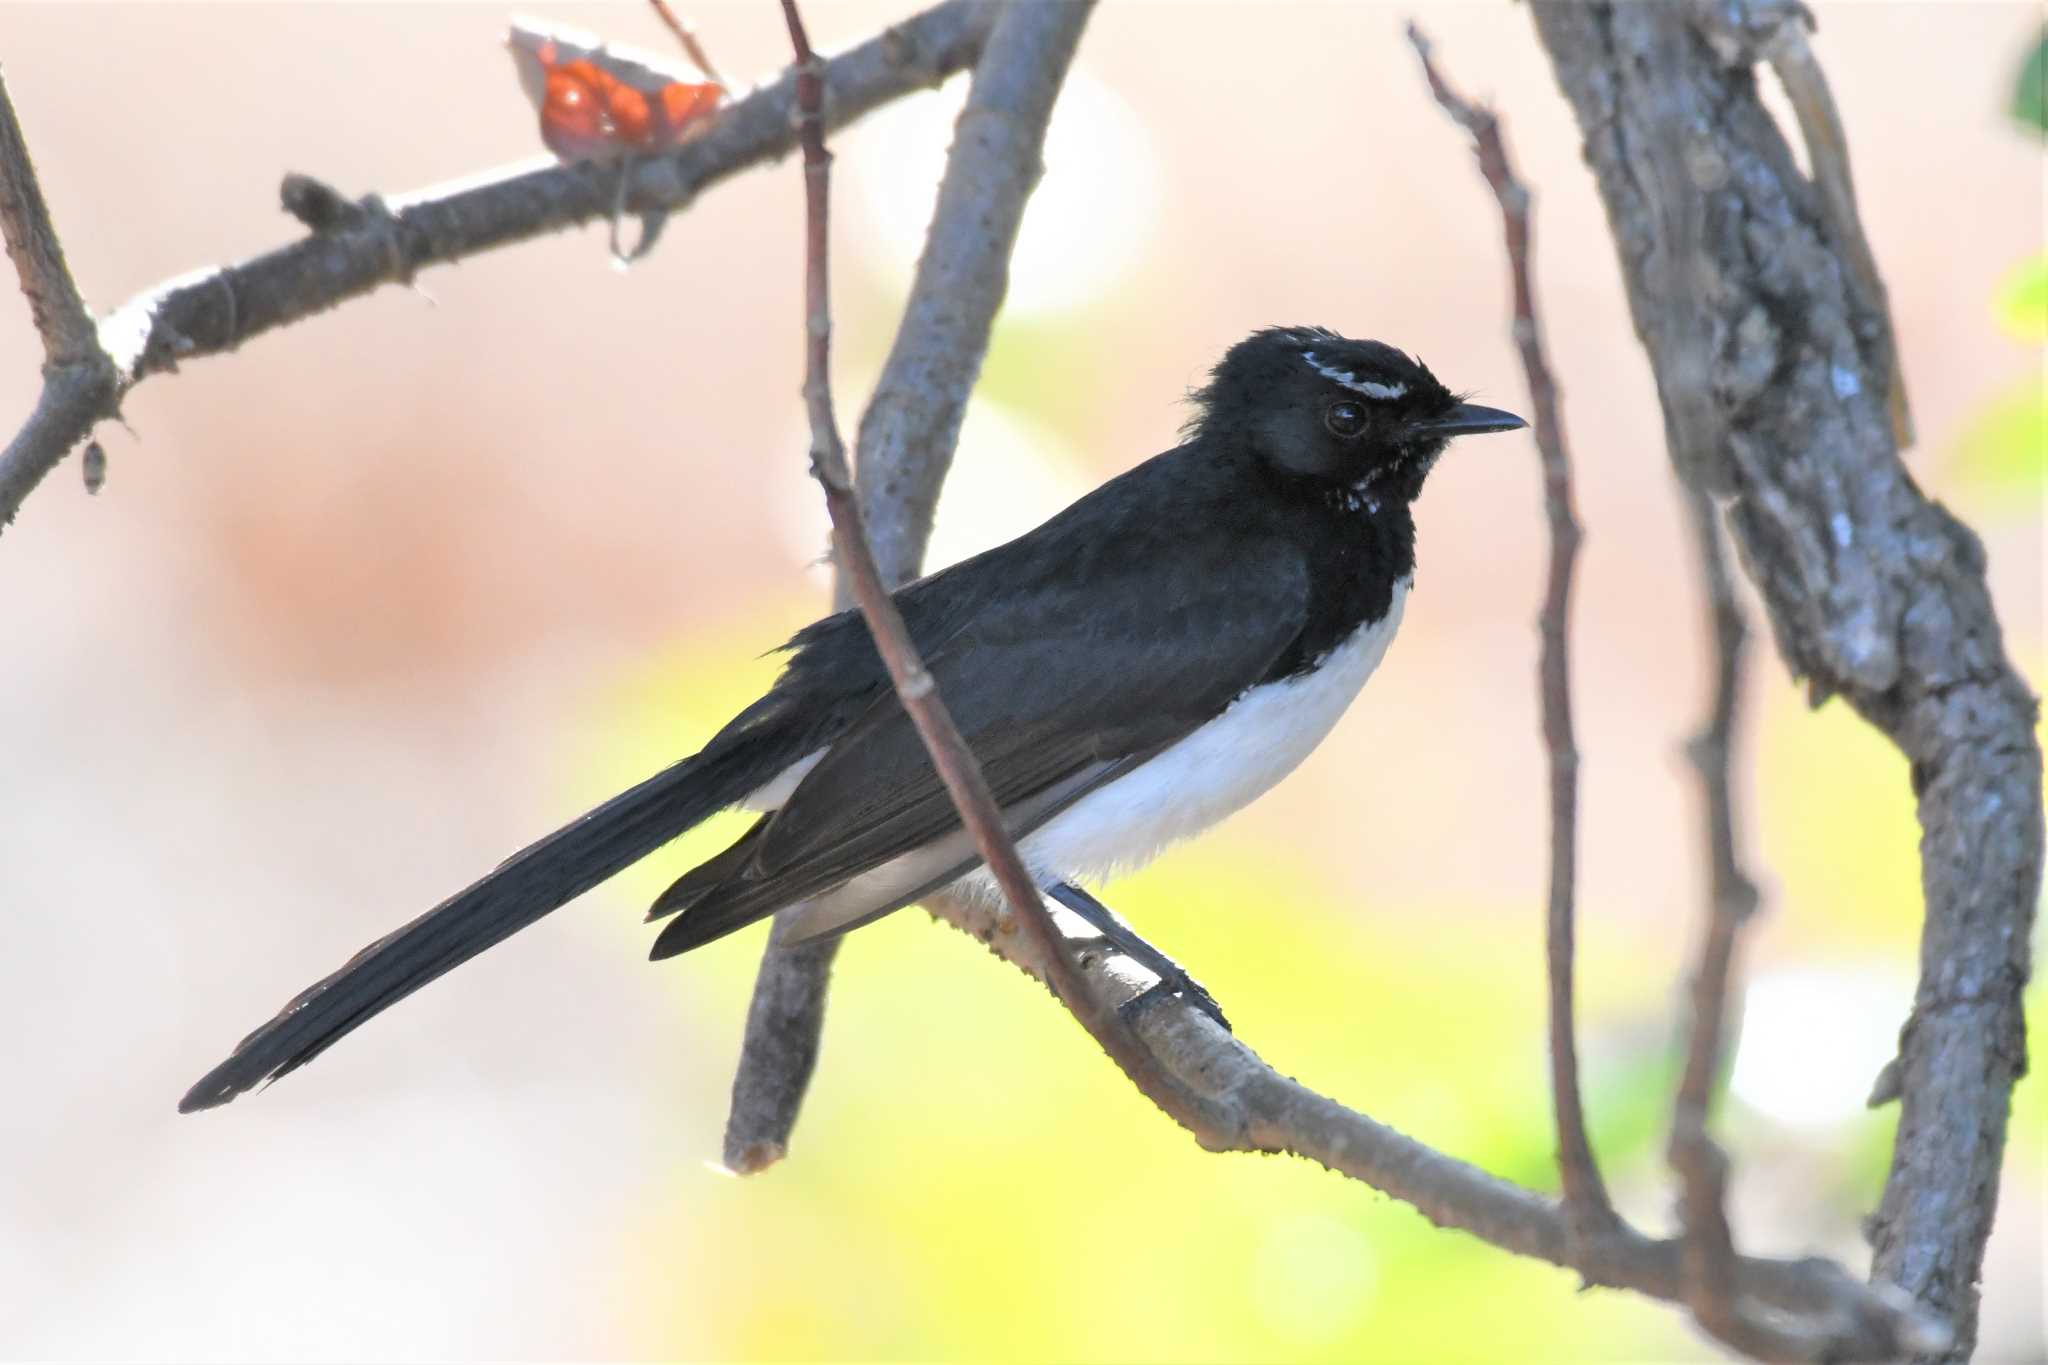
[649,517,1312,954]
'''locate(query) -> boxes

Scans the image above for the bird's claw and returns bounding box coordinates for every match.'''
[1117,972,1232,1034]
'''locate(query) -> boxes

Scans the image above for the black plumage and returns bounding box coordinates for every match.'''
[179,326,1523,1113]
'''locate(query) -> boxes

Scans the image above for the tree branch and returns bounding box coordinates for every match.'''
[1530,3,2041,1358]
[1687,0,1913,451]
[1407,23,1617,1248]
[1666,486,1793,1358]
[0,0,998,539]
[907,856,1949,1359]
[0,67,120,527]
[724,0,1096,1173]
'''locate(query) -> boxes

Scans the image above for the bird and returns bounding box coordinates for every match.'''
[179,325,1525,1113]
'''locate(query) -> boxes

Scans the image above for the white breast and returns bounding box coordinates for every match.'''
[966,575,1410,891]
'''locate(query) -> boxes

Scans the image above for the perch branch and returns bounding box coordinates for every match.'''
[0,67,120,526]
[1531,4,2040,1356]
[0,0,998,539]
[912,850,1947,1359]
[775,0,1219,1143]
[724,0,1095,1172]
[1407,22,1616,1244]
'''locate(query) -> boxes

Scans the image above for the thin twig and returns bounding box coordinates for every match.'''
[648,0,728,89]
[0,74,95,365]
[1667,485,1783,1356]
[775,0,1226,1143]
[1407,22,1615,1244]
[724,0,1095,1172]
[0,67,120,526]
[0,0,995,540]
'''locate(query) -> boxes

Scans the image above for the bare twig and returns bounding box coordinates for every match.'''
[648,0,728,90]
[0,0,997,540]
[725,0,1095,1172]
[1668,487,1789,1356]
[0,75,94,365]
[720,930,839,1174]
[775,0,1223,1145]
[1532,4,2039,1356]
[1407,22,1616,1245]
[0,67,119,527]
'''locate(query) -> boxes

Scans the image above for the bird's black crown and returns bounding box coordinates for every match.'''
[1188,325,1522,510]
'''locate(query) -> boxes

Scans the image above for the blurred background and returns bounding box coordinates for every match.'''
[0,3,2040,1360]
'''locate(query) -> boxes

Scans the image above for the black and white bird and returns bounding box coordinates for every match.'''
[179,325,1524,1112]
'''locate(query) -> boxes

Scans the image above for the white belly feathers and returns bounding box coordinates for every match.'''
[973,574,1408,890]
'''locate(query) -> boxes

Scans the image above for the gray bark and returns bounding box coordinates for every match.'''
[1530,5,2042,1357]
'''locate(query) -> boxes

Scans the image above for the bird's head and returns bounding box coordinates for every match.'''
[1190,326,1525,509]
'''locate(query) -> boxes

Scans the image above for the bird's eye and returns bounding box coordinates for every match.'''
[1325,401,1366,437]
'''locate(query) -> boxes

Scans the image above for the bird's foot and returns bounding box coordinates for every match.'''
[1044,882,1232,1033]
[1117,971,1232,1034]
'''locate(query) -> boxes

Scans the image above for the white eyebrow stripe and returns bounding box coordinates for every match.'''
[1301,350,1407,401]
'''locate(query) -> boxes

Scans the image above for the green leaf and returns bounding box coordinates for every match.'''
[1996,254,2048,341]
[2015,28,2048,133]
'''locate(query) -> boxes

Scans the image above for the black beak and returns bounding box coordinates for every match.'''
[1421,402,1527,436]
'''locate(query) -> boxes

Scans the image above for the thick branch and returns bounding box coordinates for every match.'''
[1407,23,1615,1244]
[0,0,997,538]
[1530,3,2041,1358]
[724,0,1095,1172]
[0,67,119,526]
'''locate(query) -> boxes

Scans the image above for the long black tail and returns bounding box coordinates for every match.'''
[180,734,788,1112]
